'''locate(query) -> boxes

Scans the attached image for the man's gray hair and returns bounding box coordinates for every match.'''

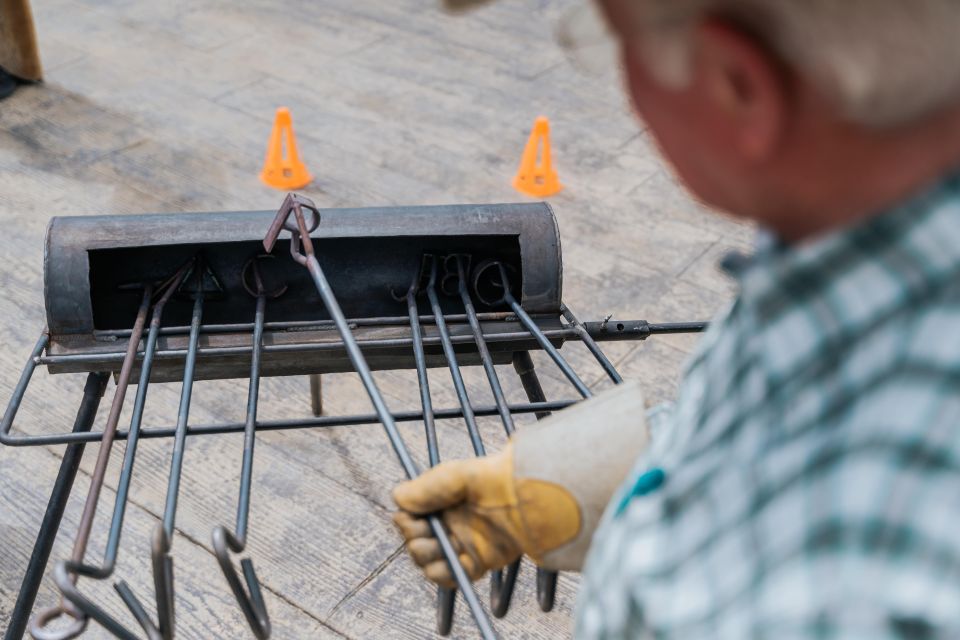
[630,0,960,128]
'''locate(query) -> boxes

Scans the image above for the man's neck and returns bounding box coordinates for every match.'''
[767,104,960,243]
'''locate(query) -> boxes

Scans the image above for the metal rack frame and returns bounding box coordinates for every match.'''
[2,194,706,640]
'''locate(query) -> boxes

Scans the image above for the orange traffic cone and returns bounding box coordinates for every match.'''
[259,107,312,190]
[512,116,562,198]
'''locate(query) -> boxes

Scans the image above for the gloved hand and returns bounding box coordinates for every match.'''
[392,380,649,588]
[392,442,579,587]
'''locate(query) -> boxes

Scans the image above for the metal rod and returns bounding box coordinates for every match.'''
[560,305,623,384]
[497,263,592,399]
[0,332,49,446]
[456,256,514,437]
[213,291,271,639]
[404,271,454,636]
[308,247,504,638]
[452,255,522,617]
[5,397,577,447]
[36,318,706,367]
[406,275,441,471]
[50,262,190,640]
[164,290,204,533]
[94,311,524,339]
[30,287,153,640]
[425,257,486,457]
[425,255,524,621]
[265,195,498,640]
[309,374,323,417]
[5,373,107,640]
[116,269,207,640]
[37,327,566,365]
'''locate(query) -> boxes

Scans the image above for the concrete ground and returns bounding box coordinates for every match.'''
[0,0,751,638]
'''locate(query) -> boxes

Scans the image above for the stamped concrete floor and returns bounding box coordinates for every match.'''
[0,0,752,638]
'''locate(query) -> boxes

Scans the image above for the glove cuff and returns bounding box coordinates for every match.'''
[511,380,649,570]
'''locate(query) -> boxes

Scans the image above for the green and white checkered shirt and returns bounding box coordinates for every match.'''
[577,172,960,639]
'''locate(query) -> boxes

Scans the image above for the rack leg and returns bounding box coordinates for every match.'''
[510,353,559,613]
[309,374,323,417]
[4,372,108,640]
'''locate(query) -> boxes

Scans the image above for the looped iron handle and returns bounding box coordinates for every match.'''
[263,193,321,262]
[28,605,88,640]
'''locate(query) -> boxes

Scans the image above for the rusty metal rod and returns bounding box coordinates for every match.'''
[115,266,207,640]
[29,287,153,640]
[47,262,190,640]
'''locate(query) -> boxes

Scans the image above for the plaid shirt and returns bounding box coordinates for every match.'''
[576,172,960,639]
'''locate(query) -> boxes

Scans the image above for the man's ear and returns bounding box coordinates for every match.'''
[692,18,789,161]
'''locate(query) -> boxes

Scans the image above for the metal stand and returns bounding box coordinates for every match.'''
[4,373,108,640]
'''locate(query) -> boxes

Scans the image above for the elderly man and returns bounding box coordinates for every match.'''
[393,1,960,637]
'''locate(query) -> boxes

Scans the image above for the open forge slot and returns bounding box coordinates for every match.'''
[87,235,522,331]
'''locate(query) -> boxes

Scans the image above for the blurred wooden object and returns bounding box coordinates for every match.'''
[1,0,42,80]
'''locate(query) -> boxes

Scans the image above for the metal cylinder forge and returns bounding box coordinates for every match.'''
[43,202,563,382]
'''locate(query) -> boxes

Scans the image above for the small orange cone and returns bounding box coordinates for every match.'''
[512,116,562,198]
[259,107,312,190]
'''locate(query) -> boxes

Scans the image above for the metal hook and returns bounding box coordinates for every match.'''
[114,254,208,640]
[212,289,271,639]
[37,258,196,640]
[471,259,516,308]
[212,528,271,639]
[112,526,174,640]
[30,267,184,640]
[241,254,288,300]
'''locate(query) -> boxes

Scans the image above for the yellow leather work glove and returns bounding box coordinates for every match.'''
[392,443,580,588]
[392,380,649,588]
